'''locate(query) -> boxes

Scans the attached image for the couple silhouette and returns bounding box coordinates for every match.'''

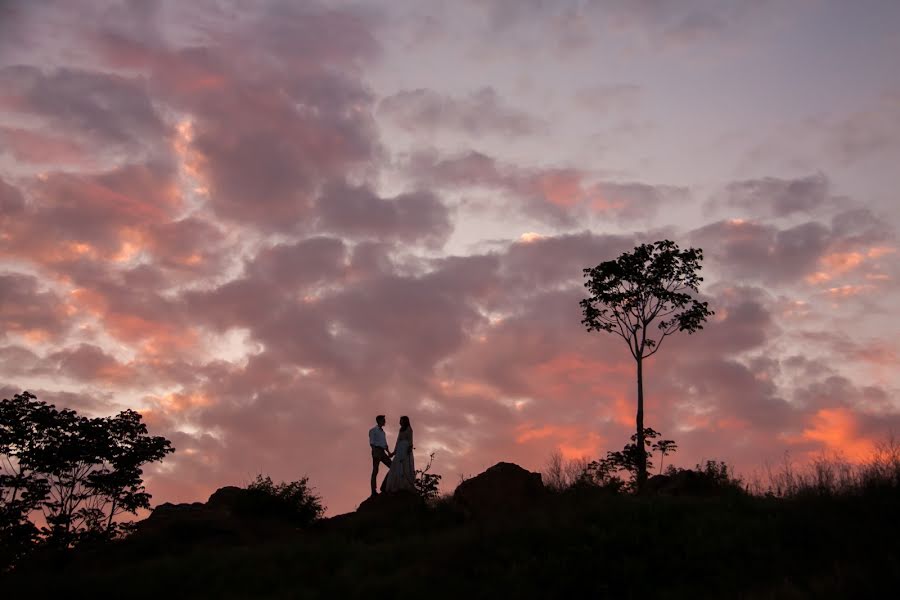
[369,414,415,496]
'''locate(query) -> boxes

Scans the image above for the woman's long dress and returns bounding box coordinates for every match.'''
[382,429,416,493]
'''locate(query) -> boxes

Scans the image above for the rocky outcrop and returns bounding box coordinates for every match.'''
[316,490,428,536]
[356,489,426,517]
[453,462,546,516]
[134,486,291,545]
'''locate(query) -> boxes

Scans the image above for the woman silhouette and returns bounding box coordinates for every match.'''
[381,416,415,493]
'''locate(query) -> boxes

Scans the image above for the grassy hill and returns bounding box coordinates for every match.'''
[5,463,900,599]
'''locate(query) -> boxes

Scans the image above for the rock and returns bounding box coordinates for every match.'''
[132,486,291,547]
[356,490,426,518]
[136,500,238,544]
[315,491,426,536]
[206,486,248,512]
[453,462,546,516]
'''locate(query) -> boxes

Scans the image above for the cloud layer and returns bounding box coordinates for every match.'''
[1,0,897,514]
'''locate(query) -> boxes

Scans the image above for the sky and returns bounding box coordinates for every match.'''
[1,0,899,515]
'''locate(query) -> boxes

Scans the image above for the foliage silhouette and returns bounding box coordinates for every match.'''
[543,451,590,491]
[415,452,442,501]
[0,391,173,569]
[238,475,325,525]
[580,240,712,489]
[653,438,678,474]
[577,427,678,493]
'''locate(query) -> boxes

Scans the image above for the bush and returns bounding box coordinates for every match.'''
[237,475,325,526]
[651,461,745,496]
[415,452,443,502]
[573,428,679,494]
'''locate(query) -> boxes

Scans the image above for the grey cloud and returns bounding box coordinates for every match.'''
[574,84,641,113]
[503,231,636,294]
[675,357,794,429]
[471,0,783,51]
[722,173,833,218]
[247,237,348,289]
[378,87,542,137]
[47,343,132,384]
[316,182,452,247]
[0,272,69,340]
[0,65,168,152]
[407,150,676,227]
[825,92,900,164]
[830,208,895,249]
[0,384,118,416]
[3,161,179,261]
[143,217,227,274]
[681,285,776,356]
[0,345,42,378]
[0,176,25,215]
[690,218,831,284]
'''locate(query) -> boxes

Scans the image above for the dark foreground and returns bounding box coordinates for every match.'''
[5,487,900,599]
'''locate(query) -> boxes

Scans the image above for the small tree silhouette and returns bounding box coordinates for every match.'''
[580,240,712,490]
[415,452,442,501]
[580,427,678,491]
[653,439,678,474]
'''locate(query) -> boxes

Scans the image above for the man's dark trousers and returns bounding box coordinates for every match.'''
[371,446,392,495]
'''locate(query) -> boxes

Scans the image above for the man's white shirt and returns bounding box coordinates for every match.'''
[369,425,387,449]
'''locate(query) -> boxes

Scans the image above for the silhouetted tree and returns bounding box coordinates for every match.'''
[653,439,678,474]
[0,391,173,565]
[580,241,712,489]
[1,392,51,568]
[415,452,442,501]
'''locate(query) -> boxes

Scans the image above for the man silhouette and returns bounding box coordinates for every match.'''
[369,414,392,496]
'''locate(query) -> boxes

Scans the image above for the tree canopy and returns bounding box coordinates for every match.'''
[580,240,712,360]
[1,391,174,569]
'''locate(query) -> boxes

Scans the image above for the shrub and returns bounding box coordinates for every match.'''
[238,475,325,526]
[543,450,590,492]
[576,428,679,493]
[415,452,443,502]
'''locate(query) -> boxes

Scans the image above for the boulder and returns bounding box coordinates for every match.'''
[206,486,248,512]
[453,462,546,516]
[356,490,426,518]
[315,491,426,535]
[133,486,290,546]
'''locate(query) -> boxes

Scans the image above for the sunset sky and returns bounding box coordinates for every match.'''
[1,0,899,515]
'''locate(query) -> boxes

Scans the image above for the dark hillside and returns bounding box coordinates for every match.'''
[5,462,900,599]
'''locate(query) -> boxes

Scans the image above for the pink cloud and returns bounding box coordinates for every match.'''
[1,1,897,518]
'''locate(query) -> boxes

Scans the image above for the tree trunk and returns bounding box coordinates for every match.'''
[636,356,647,491]
[107,498,116,533]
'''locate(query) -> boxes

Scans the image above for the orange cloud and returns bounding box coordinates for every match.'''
[156,391,214,414]
[532,171,582,207]
[800,408,876,461]
[515,423,603,459]
[611,395,634,427]
[820,251,864,272]
[808,246,897,286]
[826,284,874,298]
